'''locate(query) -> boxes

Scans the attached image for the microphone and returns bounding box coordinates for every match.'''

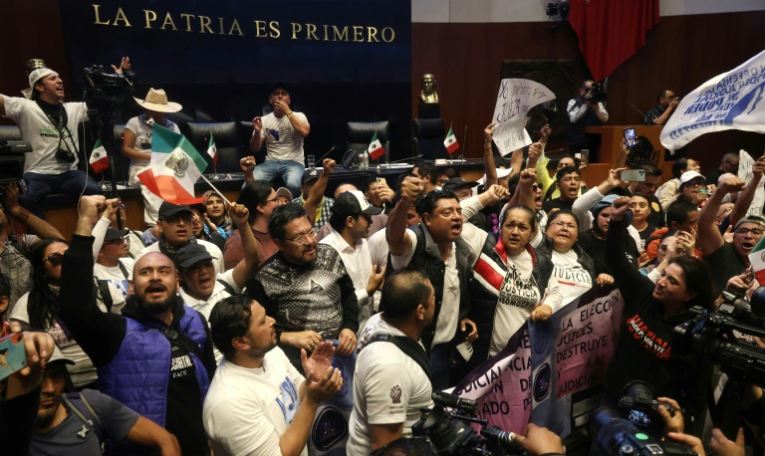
[432,391,478,414]
[627,103,649,121]
[390,154,423,164]
[316,146,336,163]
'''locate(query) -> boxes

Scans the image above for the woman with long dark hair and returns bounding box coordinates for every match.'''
[9,238,98,388]
[605,196,714,437]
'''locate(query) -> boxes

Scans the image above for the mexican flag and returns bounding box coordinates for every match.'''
[368,133,385,161]
[207,134,218,166]
[749,235,765,284]
[138,124,208,205]
[89,140,109,174]
[444,127,459,155]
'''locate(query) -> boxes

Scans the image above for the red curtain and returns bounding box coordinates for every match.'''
[568,0,660,82]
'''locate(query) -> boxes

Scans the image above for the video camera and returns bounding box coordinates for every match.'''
[412,391,521,456]
[83,65,134,104]
[585,82,607,104]
[0,141,29,184]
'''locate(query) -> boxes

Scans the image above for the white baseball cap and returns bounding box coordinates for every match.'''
[28,68,57,90]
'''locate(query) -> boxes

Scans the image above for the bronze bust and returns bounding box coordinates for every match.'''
[419,73,439,104]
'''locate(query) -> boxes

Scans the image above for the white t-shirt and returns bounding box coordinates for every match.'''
[124,114,180,185]
[10,291,97,388]
[550,249,592,304]
[203,347,306,456]
[180,269,242,364]
[138,239,224,274]
[93,257,135,315]
[320,229,374,331]
[391,230,459,348]
[2,97,88,174]
[347,314,433,456]
[257,112,309,163]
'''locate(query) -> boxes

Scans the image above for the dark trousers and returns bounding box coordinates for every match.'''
[21,170,101,217]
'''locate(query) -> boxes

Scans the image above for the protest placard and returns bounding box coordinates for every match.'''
[661,49,765,150]
[491,79,555,155]
[737,149,765,216]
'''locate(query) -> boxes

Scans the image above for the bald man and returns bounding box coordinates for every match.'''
[58,195,216,456]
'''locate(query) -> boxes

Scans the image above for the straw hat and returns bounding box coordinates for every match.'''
[133,88,182,113]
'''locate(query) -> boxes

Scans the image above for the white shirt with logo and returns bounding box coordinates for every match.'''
[2,97,88,174]
[550,249,593,304]
[203,347,306,456]
[347,314,433,456]
[124,114,180,185]
[258,112,309,163]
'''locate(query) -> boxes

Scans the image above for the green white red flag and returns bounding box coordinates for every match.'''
[749,235,765,284]
[207,134,218,166]
[368,133,385,161]
[138,124,207,204]
[89,140,109,174]
[444,127,459,155]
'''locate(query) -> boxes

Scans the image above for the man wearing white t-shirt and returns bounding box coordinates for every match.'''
[177,203,259,363]
[320,190,386,331]
[0,61,131,215]
[347,270,435,456]
[249,83,310,198]
[204,294,342,456]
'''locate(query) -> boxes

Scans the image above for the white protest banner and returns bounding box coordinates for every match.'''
[737,149,765,216]
[661,49,765,150]
[491,79,555,155]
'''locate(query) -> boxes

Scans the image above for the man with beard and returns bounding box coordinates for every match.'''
[58,195,216,456]
[320,191,387,331]
[698,175,765,294]
[247,203,359,373]
[29,346,181,456]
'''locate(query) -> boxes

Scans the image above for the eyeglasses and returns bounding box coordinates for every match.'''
[104,236,129,246]
[685,181,705,189]
[532,184,540,191]
[735,227,765,236]
[549,221,577,230]
[44,252,64,267]
[266,196,280,204]
[286,228,318,245]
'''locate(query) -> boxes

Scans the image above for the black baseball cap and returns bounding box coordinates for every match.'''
[302,168,323,184]
[176,244,215,270]
[443,177,479,192]
[158,202,193,220]
[333,191,383,217]
[270,82,289,95]
[104,228,129,242]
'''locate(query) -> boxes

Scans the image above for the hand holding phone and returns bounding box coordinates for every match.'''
[0,333,27,382]
[623,127,637,149]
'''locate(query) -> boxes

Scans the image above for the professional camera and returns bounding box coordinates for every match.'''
[586,82,608,104]
[83,65,134,104]
[588,406,697,456]
[412,391,521,456]
[616,381,676,435]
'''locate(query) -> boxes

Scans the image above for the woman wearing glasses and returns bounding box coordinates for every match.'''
[536,209,596,303]
[9,239,98,389]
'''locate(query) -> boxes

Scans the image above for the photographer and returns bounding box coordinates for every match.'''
[605,196,715,437]
[0,57,131,216]
[645,89,681,126]
[567,80,609,154]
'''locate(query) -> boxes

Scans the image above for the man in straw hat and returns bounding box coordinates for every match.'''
[123,87,183,225]
[249,82,310,198]
[0,57,131,216]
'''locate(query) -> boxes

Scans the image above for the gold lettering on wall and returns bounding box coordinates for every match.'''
[381,27,395,42]
[218,17,225,34]
[198,15,213,34]
[322,24,330,41]
[143,10,157,28]
[352,26,364,42]
[180,13,195,32]
[254,20,267,37]
[332,25,348,42]
[291,23,302,39]
[162,13,178,31]
[228,19,243,36]
[92,5,110,25]
[113,7,131,27]
[367,26,379,42]
[305,23,318,41]
[269,21,281,38]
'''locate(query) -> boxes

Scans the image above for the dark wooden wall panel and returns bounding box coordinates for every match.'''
[412,12,765,169]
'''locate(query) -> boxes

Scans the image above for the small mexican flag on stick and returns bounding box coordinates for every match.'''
[207,134,218,169]
[89,140,109,174]
[138,124,208,205]
[444,126,460,155]
[749,235,765,284]
[368,133,385,161]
